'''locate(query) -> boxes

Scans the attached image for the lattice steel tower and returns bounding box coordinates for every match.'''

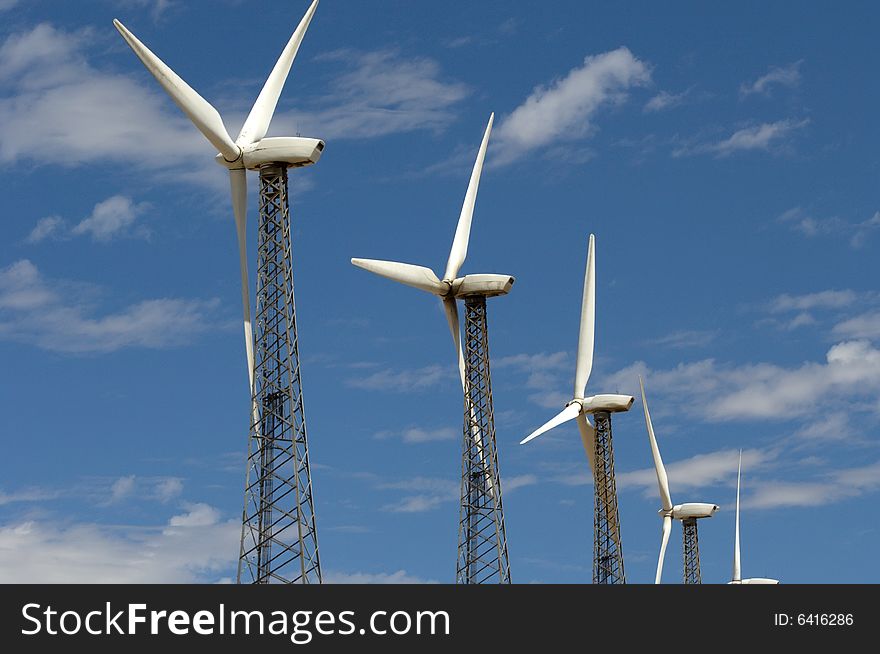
[456,294,511,584]
[237,165,321,584]
[639,376,718,585]
[520,234,634,584]
[351,114,514,583]
[682,519,701,584]
[112,2,325,585]
[591,409,628,584]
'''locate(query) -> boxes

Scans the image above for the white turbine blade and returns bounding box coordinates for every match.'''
[640,376,673,512]
[442,297,466,389]
[573,234,596,398]
[576,413,596,476]
[520,403,580,445]
[113,19,239,162]
[733,450,743,583]
[655,515,672,584]
[351,258,446,295]
[443,113,494,281]
[236,0,319,146]
[229,168,255,391]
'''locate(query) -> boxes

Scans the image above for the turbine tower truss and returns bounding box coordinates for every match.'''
[237,164,321,584]
[592,410,626,584]
[111,1,325,585]
[682,518,701,584]
[456,295,511,584]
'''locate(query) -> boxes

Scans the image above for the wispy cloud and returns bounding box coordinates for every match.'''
[649,329,718,349]
[324,569,437,584]
[740,61,803,98]
[493,47,651,165]
[346,364,453,393]
[0,26,469,194]
[833,311,880,340]
[494,351,570,408]
[273,49,469,141]
[607,339,880,423]
[375,426,458,444]
[616,448,772,497]
[0,504,238,582]
[27,195,151,243]
[0,259,221,353]
[644,88,690,113]
[675,119,809,158]
[769,289,859,313]
[379,477,458,513]
[0,24,211,176]
[777,207,880,248]
[746,460,880,509]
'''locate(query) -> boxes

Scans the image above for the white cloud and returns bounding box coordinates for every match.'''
[108,475,136,504]
[649,329,717,349]
[606,339,880,422]
[503,474,538,492]
[168,503,221,527]
[72,195,149,241]
[379,477,458,513]
[770,288,858,313]
[778,207,880,248]
[740,61,803,97]
[0,24,210,174]
[0,487,59,506]
[616,448,771,497]
[644,88,689,112]
[746,461,880,509]
[0,259,220,353]
[26,216,65,243]
[833,311,880,340]
[0,505,238,582]
[153,478,184,503]
[493,47,650,165]
[494,351,571,408]
[375,426,458,443]
[324,569,437,584]
[346,364,453,393]
[272,49,469,141]
[676,119,809,157]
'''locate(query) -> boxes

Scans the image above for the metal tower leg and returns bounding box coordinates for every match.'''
[456,295,511,584]
[237,164,321,584]
[682,518,701,584]
[592,411,625,584]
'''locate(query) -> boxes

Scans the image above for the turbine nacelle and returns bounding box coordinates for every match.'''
[660,502,719,521]
[451,273,515,298]
[576,394,635,415]
[215,137,325,171]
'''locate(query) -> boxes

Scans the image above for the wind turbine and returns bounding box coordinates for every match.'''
[352,114,514,584]
[730,451,780,584]
[114,0,324,584]
[639,376,718,584]
[520,235,634,584]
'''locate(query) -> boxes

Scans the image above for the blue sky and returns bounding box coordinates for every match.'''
[1,0,879,583]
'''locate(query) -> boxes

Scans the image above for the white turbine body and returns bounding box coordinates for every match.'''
[730,452,780,585]
[351,113,512,387]
[114,0,323,403]
[351,115,510,489]
[519,235,633,474]
[639,377,718,584]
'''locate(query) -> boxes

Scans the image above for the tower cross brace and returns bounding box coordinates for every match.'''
[682,518,702,585]
[237,163,321,584]
[456,295,511,584]
[592,410,625,584]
